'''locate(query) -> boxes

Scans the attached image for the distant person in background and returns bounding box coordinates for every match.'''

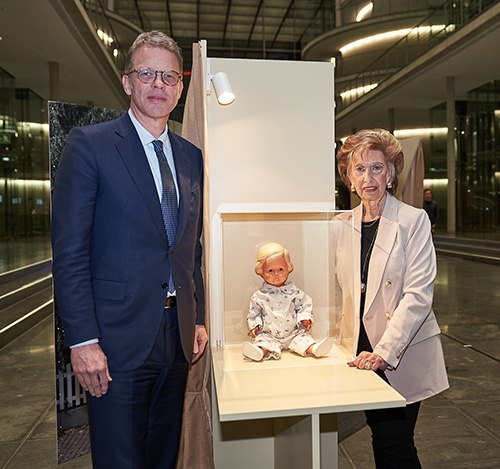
[423,188,438,233]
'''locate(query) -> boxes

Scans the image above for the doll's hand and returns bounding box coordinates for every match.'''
[250,326,260,338]
[301,319,312,331]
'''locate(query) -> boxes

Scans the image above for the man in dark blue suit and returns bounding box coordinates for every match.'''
[52,31,208,468]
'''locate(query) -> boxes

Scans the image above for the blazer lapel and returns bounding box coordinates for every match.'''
[170,132,192,246]
[364,194,398,318]
[114,114,168,246]
[353,205,362,319]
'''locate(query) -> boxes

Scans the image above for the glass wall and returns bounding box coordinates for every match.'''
[427,102,450,233]
[458,81,500,232]
[429,80,500,234]
[0,67,50,240]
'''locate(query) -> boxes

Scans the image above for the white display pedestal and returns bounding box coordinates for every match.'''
[212,344,405,468]
[202,54,405,467]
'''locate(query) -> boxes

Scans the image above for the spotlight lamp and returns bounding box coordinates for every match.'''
[211,72,235,105]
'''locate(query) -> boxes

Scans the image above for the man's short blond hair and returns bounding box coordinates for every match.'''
[124,30,183,75]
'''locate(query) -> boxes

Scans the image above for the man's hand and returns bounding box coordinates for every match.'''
[191,325,208,363]
[71,343,112,397]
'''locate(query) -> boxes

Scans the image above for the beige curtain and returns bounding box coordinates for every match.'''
[177,42,214,469]
[397,137,425,208]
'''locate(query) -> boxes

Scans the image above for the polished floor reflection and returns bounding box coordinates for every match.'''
[0,236,52,273]
[0,254,499,468]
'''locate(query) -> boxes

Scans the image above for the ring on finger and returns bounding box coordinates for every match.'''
[365,362,372,369]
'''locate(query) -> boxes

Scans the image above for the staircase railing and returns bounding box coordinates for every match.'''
[78,0,129,73]
[337,0,499,113]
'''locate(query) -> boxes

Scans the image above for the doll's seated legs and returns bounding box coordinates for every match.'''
[289,333,333,357]
[288,331,316,356]
[309,337,334,357]
[242,342,265,361]
[251,333,281,360]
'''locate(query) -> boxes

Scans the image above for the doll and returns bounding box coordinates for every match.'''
[242,242,333,361]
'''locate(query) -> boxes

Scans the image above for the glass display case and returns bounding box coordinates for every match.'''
[210,203,355,371]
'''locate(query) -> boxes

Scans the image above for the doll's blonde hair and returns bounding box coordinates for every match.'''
[255,242,294,276]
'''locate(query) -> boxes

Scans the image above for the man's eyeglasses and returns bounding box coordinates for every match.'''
[127,68,182,86]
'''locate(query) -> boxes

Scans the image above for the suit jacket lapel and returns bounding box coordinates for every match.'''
[364,194,398,318]
[170,132,191,246]
[114,114,168,246]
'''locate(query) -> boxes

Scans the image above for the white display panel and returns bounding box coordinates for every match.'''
[206,57,335,216]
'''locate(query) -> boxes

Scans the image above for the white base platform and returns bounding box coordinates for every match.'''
[212,343,405,468]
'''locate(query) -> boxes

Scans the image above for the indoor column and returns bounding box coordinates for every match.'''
[446,76,456,234]
[388,108,395,134]
[49,61,60,101]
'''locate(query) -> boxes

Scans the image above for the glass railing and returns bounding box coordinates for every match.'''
[336,0,499,113]
[78,0,133,73]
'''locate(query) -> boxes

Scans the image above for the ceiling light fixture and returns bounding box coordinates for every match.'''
[340,25,454,54]
[356,3,373,22]
[394,127,448,138]
[340,83,378,100]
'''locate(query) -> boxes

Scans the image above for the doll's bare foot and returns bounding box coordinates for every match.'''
[308,337,333,357]
[242,342,265,361]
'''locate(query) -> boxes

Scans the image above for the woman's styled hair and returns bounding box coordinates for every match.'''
[336,128,404,195]
[255,242,294,276]
[124,30,183,75]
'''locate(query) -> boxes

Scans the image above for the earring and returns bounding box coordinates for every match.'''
[350,183,356,193]
[387,182,393,189]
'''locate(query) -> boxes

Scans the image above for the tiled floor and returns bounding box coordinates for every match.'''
[0,316,92,468]
[1,254,499,468]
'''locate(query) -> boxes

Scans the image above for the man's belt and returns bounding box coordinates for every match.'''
[165,296,177,309]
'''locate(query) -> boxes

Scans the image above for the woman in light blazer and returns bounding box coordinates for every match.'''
[335,129,448,468]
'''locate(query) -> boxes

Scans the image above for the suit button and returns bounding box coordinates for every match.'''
[385,281,392,287]
[161,282,168,289]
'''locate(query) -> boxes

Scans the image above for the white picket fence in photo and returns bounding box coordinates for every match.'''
[56,363,87,410]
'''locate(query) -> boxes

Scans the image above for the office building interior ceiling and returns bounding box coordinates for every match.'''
[0,0,324,112]
[112,0,317,59]
[1,0,499,133]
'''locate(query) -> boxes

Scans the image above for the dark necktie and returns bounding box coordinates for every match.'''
[152,139,178,293]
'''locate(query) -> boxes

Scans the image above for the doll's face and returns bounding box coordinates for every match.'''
[261,256,289,287]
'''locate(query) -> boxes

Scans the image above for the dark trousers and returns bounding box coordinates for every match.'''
[87,305,189,469]
[365,401,421,469]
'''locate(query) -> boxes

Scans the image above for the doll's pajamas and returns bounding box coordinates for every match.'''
[248,281,315,359]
